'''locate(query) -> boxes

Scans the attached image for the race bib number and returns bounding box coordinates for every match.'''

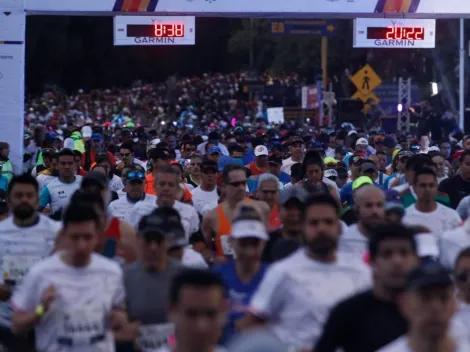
[57,305,107,347]
[138,323,175,351]
[2,255,43,282]
[220,235,233,256]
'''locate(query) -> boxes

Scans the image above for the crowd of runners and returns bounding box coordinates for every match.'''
[0,73,469,351]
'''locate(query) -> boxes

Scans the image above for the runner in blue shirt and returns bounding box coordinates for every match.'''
[212,206,269,345]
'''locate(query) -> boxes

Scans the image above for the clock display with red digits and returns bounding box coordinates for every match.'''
[127,24,185,38]
[367,27,425,40]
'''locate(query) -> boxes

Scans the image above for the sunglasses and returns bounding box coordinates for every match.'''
[126,171,145,180]
[455,270,470,283]
[228,180,247,187]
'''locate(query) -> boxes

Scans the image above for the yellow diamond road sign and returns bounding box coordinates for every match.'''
[350,64,382,96]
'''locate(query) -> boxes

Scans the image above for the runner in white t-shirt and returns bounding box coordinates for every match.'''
[239,194,371,350]
[153,269,228,352]
[0,174,60,345]
[11,201,135,352]
[191,160,219,215]
[378,264,470,352]
[128,168,199,240]
[109,169,156,221]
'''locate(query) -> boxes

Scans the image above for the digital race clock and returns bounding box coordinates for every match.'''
[353,18,435,49]
[114,16,195,46]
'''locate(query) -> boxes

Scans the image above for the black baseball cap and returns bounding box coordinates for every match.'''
[336,167,348,179]
[200,160,218,173]
[404,264,453,291]
[268,155,283,165]
[81,172,108,190]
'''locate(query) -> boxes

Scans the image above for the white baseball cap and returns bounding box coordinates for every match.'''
[356,137,368,146]
[81,126,92,138]
[254,145,269,157]
[324,169,338,178]
[231,220,268,241]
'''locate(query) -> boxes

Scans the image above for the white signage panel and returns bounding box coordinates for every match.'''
[353,18,436,49]
[114,16,195,46]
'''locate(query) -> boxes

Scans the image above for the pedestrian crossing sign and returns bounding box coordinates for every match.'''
[350,64,382,96]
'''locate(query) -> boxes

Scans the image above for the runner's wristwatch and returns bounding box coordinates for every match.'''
[35,304,45,318]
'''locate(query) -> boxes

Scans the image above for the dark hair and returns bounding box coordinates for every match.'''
[229,144,245,155]
[455,247,470,268]
[120,143,133,153]
[413,167,437,185]
[57,148,75,160]
[42,149,56,160]
[303,156,324,171]
[62,199,101,230]
[405,154,433,171]
[169,269,226,306]
[369,224,417,261]
[290,163,304,180]
[72,150,82,158]
[376,151,387,157]
[7,174,39,195]
[304,193,340,214]
[222,164,246,184]
[232,204,263,223]
[69,190,105,212]
[150,206,182,221]
[460,150,470,163]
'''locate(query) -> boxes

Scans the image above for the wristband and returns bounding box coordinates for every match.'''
[35,304,45,318]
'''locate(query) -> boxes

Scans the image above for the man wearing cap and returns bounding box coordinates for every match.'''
[340,152,368,206]
[191,160,219,216]
[383,136,397,165]
[267,155,290,185]
[109,169,156,221]
[123,209,184,351]
[82,132,115,171]
[207,146,222,166]
[384,150,413,189]
[281,137,304,175]
[213,207,269,345]
[256,173,282,230]
[355,138,369,154]
[339,184,386,261]
[246,145,269,177]
[378,264,470,352]
[145,147,172,196]
[360,160,384,188]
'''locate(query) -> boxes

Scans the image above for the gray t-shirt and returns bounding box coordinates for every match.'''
[124,260,183,351]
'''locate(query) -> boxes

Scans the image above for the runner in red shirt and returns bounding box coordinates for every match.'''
[247,145,269,176]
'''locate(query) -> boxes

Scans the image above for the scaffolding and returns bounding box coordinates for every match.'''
[397,78,412,134]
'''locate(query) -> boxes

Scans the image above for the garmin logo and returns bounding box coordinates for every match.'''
[374,39,416,47]
[134,37,175,44]
[0,55,13,60]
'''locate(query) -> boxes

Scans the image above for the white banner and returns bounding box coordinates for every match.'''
[0,10,25,174]
[0,0,23,10]
[23,0,470,16]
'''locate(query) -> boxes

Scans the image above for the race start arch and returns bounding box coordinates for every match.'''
[1,0,470,172]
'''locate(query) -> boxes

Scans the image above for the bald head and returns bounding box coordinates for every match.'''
[354,185,386,227]
[354,185,385,205]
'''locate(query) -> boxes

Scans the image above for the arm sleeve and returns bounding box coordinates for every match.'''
[112,270,126,307]
[249,265,285,319]
[313,303,349,352]
[39,186,51,209]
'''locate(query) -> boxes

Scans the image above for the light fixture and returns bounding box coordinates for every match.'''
[431,82,438,96]
[397,104,403,112]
